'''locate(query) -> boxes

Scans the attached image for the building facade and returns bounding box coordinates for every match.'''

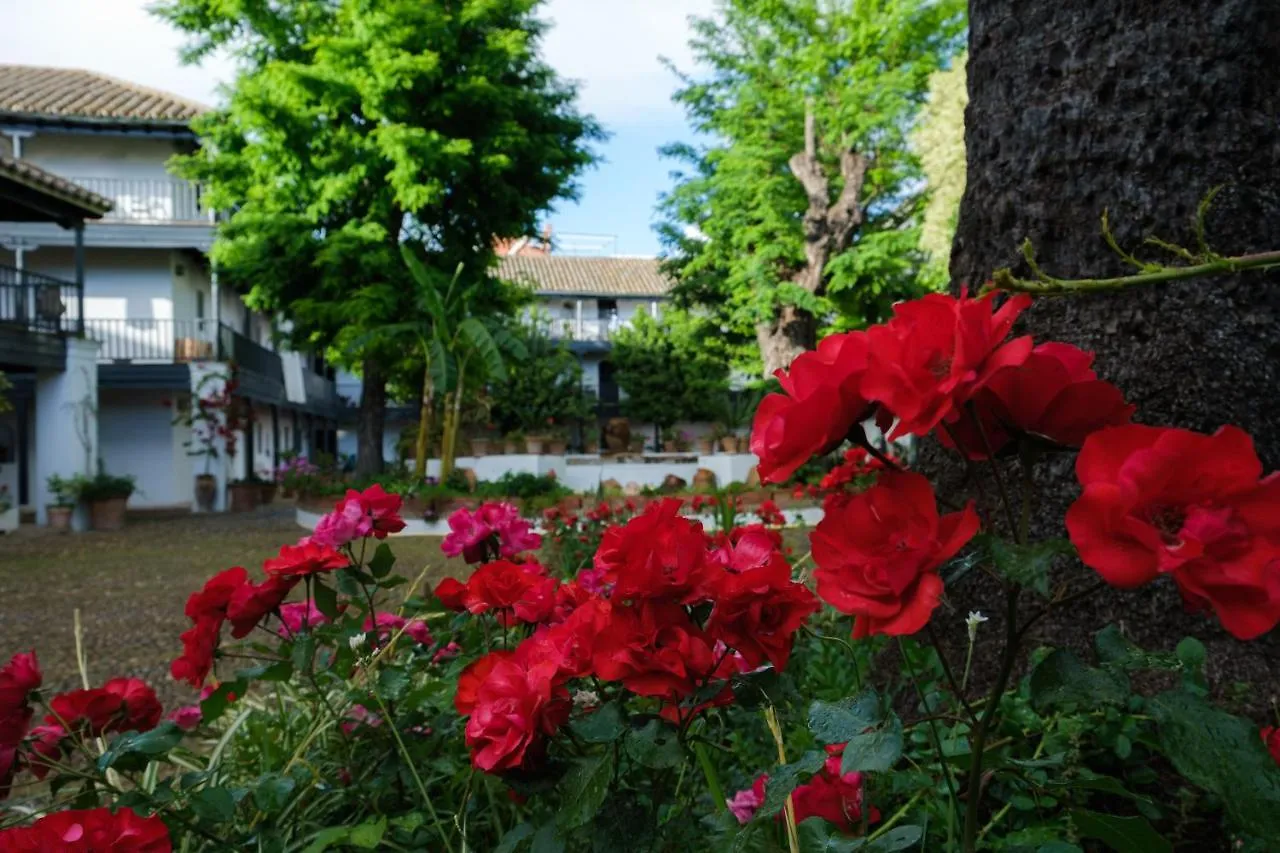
[0,65,339,515]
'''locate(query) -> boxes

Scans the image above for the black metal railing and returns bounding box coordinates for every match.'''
[0,265,82,335]
[66,177,210,224]
[218,324,285,386]
[84,319,284,384]
[303,367,338,408]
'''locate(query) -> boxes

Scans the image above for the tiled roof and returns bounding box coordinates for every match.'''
[0,153,112,216]
[496,254,672,298]
[0,65,208,124]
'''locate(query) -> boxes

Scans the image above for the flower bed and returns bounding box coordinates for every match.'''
[3,290,1279,852]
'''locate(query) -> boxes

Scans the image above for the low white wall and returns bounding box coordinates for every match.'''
[425,452,757,492]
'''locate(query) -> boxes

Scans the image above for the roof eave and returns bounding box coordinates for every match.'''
[0,111,198,140]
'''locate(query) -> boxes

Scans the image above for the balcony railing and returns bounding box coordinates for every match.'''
[218,324,285,386]
[0,265,82,336]
[66,177,211,224]
[85,318,284,383]
[303,368,339,409]
[544,316,626,342]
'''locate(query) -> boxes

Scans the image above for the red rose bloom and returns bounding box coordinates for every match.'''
[101,679,162,733]
[433,577,470,611]
[0,651,40,799]
[592,600,718,700]
[183,567,248,621]
[461,560,559,626]
[347,484,407,538]
[812,472,979,638]
[790,753,880,834]
[226,575,298,638]
[1066,425,1280,640]
[455,651,514,716]
[263,541,349,579]
[0,806,171,852]
[47,688,126,737]
[595,499,711,601]
[941,342,1134,458]
[863,291,1033,439]
[1262,726,1280,765]
[706,558,819,671]
[750,331,874,484]
[463,655,569,772]
[171,618,221,687]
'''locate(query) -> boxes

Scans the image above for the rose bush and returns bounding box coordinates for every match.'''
[3,290,1280,852]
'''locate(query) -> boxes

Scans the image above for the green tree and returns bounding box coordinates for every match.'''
[611,309,730,432]
[155,0,602,476]
[657,0,965,377]
[489,314,595,438]
[913,52,968,284]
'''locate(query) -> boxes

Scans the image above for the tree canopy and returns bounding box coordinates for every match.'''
[913,52,968,283]
[155,0,602,472]
[611,309,730,431]
[656,0,966,376]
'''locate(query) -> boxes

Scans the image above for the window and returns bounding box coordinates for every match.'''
[195,291,205,319]
[597,298,618,320]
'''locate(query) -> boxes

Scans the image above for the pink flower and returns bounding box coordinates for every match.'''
[364,612,432,646]
[727,775,768,824]
[308,500,368,549]
[341,704,383,735]
[277,601,329,635]
[441,502,542,564]
[432,642,462,664]
[167,705,202,731]
[575,565,611,596]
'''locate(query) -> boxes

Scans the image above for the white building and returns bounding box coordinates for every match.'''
[0,65,340,516]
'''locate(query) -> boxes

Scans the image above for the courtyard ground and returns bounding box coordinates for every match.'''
[0,506,459,708]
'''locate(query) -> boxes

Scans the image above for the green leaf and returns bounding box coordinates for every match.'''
[796,818,867,851]
[200,679,246,722]
[626,719,684,769]
[1029,650,1129,711]
[556,752,614,830]
[377,666,411,701]
[1038,844,1083,853]
[189,786,237,822]
[312,579,339,621]
[729,667,789,710]
[1094,625,1178,671]
[1175,637,1207,692]
[807,691,903,773]
[301,826,351,853]
[369,542,396,579]
[977,535,1073,597]
[234,660,293,683]
[571,702,626,744]
[97,723,185,772]
[868,826,925,852]
[1150,690,1280,842]
[494,822,535,853]
[349,816,387,849]
[531,820,566,852]
[291,633,317,672]
[1070,809,1170,853]
[757,751,826,819]
[252,773,296,813]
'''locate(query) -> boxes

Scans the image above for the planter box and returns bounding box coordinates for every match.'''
[228,483,260,513]
[89,496,128,531]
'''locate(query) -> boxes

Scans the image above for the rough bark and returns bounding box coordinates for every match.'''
[354,355,387,478]
[758,104,869,377]
[943,0,1280,708]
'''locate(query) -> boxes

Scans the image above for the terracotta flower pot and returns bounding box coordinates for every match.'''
[525,437,546,455]
[194,474,217,512]
[696,437,715,455]
[503,440,520,454]
[719,436,738,453]
[89,497,127,531]
[47,505,73,533]
[630,437,646,454]
[471,438,491,457]
[259,482,278,504]
[548,440,568,455]
[228,483,260,513]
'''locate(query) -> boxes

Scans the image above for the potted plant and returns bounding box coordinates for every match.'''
[503,430,524,455]
[175,369,242,512]
[228,476,261,513]
[661,426,680,453]
[258,472,278,505]
[75,469,136,531]
[547,425,569,456]
[629,434,646,454]
[470,435,492,457]
[46,474,76,532]
[695,433,716,455]
[525,434,548,455]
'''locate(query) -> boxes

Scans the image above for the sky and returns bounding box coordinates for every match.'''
[0,0,717,256]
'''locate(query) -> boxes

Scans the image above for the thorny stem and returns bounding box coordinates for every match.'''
[693,741,726,814]
[963,585,1021,853]
[989,247,1280,295]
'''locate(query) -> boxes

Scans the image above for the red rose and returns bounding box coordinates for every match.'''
[170,618,221,687]
[455,651,513,716]
[790,753,880,834]
[750,331,874,484]
[226,575,298,638]
[592,600,718,700]
[0,806,171,852]
[0,651,39,799]
[863,291,1033,439]
[1066,425,1280,640]
[183,567,248,621]
[263,541,349,579]
[48,688,125,737]
[23,723,66,780]
[101,679,162,733]
[942,342,1134,458]
[1262,726,1280,765]
[461,560,559,626]
[346,484,407,538]
[706,560,819,671]
[433,577,470,611]
[812,472,979,638]
[595,499,711,601]
[534,597,612,679]
[464,655,569,772]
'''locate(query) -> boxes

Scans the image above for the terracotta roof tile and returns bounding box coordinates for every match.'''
[0,65,208,124]
[0,153,113,216]
[496,254,672,298]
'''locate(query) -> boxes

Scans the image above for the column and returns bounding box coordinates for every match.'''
[575,299,583,339]
[33,338,99,528]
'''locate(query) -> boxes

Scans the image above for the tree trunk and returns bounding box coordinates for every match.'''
[755,304,818,378]
[414,365,434,479]
[946,0,1280,704]
[354,355,386,478]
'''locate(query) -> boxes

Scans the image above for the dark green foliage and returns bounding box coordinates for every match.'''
[610,309,731,428]
[489,317,597,435]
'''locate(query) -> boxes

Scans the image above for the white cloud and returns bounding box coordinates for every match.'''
[0,0,714,122]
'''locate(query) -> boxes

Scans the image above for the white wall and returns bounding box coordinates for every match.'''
[98,388,187,508]
[22,247,175,320]
[21,135,186,184]
[250,405,276,479]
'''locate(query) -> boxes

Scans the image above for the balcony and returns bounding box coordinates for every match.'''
[0,264,82,336]
[544,316,626,342]
[65,178,210,225]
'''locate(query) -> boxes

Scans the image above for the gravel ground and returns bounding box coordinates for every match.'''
[0,505,459,709]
